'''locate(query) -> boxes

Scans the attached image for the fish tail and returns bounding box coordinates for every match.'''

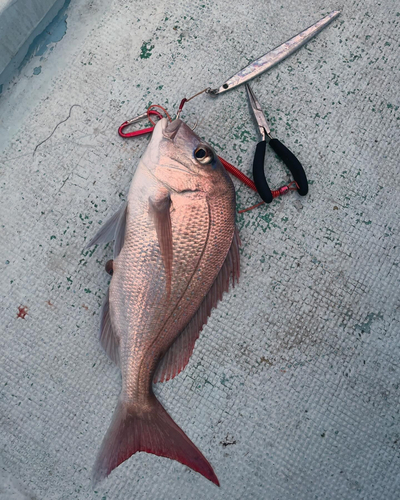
[92,394,219,486]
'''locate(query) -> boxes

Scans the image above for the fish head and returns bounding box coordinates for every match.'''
[144,118,231,194]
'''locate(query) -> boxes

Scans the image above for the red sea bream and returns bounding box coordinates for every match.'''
[87,117,240,486]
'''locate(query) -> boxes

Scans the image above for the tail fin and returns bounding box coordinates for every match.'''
[92,395,219,486]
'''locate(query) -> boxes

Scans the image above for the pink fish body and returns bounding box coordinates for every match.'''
[87,118,240,486]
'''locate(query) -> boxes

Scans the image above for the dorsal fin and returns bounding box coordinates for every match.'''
[99,289,120,365]
[113,204,128,259]
[154,228,240,383]
[86,204,126,249]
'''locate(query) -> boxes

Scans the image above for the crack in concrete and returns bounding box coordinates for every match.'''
[33,103,80,155]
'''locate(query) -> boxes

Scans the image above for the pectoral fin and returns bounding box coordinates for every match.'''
[149,194,173,297]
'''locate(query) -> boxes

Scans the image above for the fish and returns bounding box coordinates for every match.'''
[87,117,240,486]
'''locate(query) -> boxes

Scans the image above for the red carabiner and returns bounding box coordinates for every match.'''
[118,110,164,138]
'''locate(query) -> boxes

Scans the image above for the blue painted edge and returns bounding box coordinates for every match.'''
[0,0,71,93]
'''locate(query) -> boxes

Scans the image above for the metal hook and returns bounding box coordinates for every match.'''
[190,118,199,131]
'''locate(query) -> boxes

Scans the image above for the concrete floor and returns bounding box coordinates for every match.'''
[0,1,399,499]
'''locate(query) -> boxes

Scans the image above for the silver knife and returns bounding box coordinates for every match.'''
[206,10,341,96]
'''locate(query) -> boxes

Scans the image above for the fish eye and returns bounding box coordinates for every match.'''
[194,145,214,165]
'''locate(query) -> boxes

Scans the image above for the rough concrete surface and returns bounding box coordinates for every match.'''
[0,0,399,499]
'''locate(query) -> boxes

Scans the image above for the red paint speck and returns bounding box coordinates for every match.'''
[17,305,28,319]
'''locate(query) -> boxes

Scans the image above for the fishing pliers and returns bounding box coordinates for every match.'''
[246,83,308,203]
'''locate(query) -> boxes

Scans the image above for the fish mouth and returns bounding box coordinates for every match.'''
[162,118,182,140]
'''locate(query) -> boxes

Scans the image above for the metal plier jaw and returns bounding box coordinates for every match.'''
[246,86,272,142]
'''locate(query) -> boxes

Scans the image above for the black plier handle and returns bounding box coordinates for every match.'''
[253,137,308,203]
[246,84,308,203]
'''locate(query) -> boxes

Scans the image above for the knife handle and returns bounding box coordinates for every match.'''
[252,140,273,203]
[269,138,308,196]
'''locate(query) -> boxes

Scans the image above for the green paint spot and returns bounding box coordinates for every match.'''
[33,66,42,75]
[354,312,383,334]
[50,235,56,240]
[259,211,275,231]
[206,135,226,152]
[140,41,154,59]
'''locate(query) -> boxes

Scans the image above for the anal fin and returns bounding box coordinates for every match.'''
[99,289,120,366]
